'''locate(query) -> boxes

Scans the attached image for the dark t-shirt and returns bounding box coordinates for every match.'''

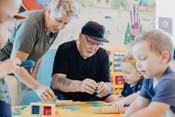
[52,40,110,101]
[140,67,175,114]
[121,79,143,97]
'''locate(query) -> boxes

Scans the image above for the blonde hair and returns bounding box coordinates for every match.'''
[122,55,137,70]
[47,0,78,19]
[122,54,143,79]
[134,29,173,62]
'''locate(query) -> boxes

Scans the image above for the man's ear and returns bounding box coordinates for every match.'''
[79,33,83,41]
[160,51,170,64]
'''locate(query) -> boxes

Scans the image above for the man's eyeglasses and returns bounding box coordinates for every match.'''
[85,35,103,47]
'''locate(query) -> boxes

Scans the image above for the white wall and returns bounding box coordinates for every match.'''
[156,0,175,45]
[51,6,155,48]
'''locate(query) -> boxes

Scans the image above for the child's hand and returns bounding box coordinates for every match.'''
[113,101,125,113]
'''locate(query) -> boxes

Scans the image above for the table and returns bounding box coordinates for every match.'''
[13,101,123,117]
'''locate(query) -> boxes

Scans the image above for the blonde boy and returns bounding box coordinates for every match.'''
[124,30,175,117]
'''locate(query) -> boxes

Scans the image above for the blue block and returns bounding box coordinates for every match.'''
[61,106,80,111]
[32,106,40,114]
[89,103,102,107]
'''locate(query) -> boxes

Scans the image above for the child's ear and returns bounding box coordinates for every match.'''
[160,51,170,64]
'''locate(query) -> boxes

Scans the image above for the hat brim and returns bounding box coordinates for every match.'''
[14,14,28,20]
[89,35,109,43]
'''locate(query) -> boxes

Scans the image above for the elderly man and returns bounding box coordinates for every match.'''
[52,21,117,102]
[0,0,79,105]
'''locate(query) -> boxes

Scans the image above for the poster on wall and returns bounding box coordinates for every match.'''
[158,17,173,35]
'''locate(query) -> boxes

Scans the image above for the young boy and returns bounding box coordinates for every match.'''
[121,55,143,97]
[124,30,175,117]
[106,55,143,113]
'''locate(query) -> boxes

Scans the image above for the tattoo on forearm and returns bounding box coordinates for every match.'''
[56,78,72,87]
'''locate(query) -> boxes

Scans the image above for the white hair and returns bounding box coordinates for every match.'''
[47,0,79,19]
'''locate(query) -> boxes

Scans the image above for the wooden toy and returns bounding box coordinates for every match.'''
[91,105,124,114]
[103,46,127,96]
[60,106,80,111]
[56,100,85,106]
[30,102,55,117]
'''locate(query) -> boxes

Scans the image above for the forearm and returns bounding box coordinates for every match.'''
[124,97,149,116]
[0,62,11,78]
[130,108,158,117]
[0,66,8,78]
[31,59,41,80]
[121,92,139,105]
[14,67,40,89]
[104,94,119,102]
[52,77,81,92]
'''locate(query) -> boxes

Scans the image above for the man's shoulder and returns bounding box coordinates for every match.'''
[59,40,76,50]
[97,47,108,55]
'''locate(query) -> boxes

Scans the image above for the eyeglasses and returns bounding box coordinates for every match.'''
[85,35,103,47]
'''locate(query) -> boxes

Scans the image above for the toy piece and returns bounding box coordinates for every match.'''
[56,100,85,106]
[89,103,102,107]
[12,110,21,115]
[20,60,35,67]
[30,102,55,117]
[61,106,80,111]
[52,97,57,104]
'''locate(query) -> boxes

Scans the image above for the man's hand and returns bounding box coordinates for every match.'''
[96,82,111,98]
[34,84,56,102]
[80,78,98,94]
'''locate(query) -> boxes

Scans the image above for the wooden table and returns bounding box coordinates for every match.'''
[13,101,123,117]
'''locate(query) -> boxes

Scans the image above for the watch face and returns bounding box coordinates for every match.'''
[159,17,173,35]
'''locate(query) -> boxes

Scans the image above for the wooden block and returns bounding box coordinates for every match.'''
[56,100,85,106]
[91,105,122,114]
[30,102,55,117]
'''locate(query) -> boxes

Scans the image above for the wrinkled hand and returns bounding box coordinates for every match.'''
[1,58,21,74]
[34,84,56,102]
[80,78,98,94]
[96,82,111,98]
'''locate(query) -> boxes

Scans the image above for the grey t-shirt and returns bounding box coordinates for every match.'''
[0,10,58,62]
[140,67,175,114]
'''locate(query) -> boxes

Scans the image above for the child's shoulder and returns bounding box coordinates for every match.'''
[160,68,175,81]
